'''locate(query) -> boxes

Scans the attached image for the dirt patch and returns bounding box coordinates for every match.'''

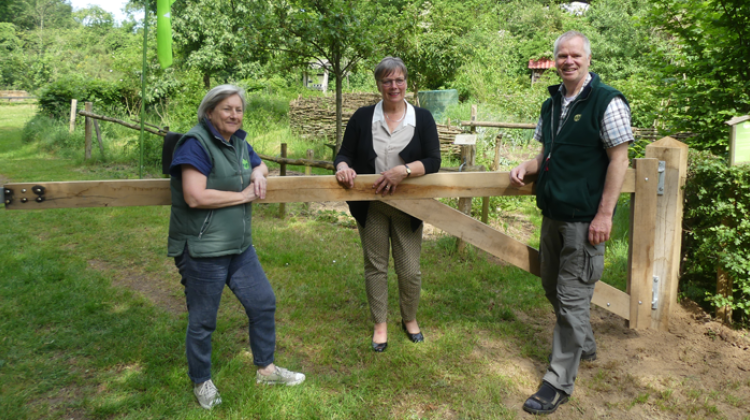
[88,260,185,316]
[502,303,750,419]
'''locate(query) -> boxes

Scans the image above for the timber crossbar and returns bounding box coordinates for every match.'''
[2,138,687,330]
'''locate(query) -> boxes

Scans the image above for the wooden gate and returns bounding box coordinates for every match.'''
[1,137,688,330]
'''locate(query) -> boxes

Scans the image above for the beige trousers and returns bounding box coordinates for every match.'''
[357,201,423,324]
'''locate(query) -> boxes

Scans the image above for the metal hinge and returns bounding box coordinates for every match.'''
[652,275,660,309]
[657,161,666,196]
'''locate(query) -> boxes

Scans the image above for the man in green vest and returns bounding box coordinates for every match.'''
[510,31,633,415]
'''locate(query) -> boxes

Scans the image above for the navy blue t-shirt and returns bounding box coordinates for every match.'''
[170,120,262,178]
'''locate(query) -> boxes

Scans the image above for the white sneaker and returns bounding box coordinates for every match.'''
[193,379,222,409]
[256,366,306,386]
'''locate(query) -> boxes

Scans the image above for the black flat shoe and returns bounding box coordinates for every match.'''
[401,320,424,343]
[372,341,388,352]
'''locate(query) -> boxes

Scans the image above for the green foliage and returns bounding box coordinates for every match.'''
[72,5,114,29]
[386,0,497,94]
[645,0,750,154]
[37,76,132,118]
[3,0,75,30]
[682,150,750,322]
[0,23,23,88]
[172,0,259,87]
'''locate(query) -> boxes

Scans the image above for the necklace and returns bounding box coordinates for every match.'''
[384,105,406,123]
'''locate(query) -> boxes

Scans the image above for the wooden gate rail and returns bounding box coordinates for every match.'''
[2,138,687,330]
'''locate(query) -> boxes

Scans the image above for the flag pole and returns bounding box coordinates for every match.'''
[139,2,149,179]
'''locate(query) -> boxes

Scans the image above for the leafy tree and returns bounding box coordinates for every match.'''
[247,0,382,149]
[646,0,750,153]
[13,0,74,31]
[0,23,24,88]
[0,0,26,25]
[73,5,115,29]
[171,0,256,88]
[386,0,496,100]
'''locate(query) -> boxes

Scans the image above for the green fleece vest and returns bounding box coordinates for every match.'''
[536,73,627,222]
[167,121,254,258]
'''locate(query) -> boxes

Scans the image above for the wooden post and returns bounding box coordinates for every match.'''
[94,120,105,159]
[716,266,733,323]
[304,149,313,210]
[457,105,478,253]
[644,137,689,330]
[84,102,93,160]
[627,158,659,329]
[305,149,314,176]
[69,99,78,133]
[279,143,287,219]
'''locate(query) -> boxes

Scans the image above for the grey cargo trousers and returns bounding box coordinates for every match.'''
[540,217,605,395]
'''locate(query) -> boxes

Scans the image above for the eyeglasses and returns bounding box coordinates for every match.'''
[380,78,406,87]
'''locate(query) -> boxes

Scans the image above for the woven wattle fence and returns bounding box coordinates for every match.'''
[289,92,463,157]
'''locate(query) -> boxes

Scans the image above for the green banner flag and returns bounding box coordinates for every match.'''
[157,0,176,69]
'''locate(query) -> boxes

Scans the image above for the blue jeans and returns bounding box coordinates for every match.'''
[175,245,276,384]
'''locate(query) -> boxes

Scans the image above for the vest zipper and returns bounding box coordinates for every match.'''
[545,88,592,172]
[198,210,214,238]
[237,140,246,244]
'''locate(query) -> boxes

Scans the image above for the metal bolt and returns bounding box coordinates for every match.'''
[645,178,649,181]
[607,303,611,307]
[4,200,9,205]
[21,197,28,203]
[639,301,642,304]
[21,188,27,193]
[36,197,44,203]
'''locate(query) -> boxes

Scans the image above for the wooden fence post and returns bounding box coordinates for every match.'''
[627,158,659,329]
[69,99,78,133]
[645,137,689,330]
[457,105,478,254]
[279,143,287,219]
[94,120,105,159]
[84,102,93,160]
[716,266,733,323]
[304,149,314,210]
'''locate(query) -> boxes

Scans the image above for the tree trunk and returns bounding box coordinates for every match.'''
[334,61,344,154]
[203,72,210,89]
[412,80,420,107]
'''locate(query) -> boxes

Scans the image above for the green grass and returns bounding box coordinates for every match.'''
[1,104,744,419]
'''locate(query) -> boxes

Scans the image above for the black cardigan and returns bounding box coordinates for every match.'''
[334,104,442,231]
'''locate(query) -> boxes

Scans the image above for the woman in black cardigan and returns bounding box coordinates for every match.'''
[334,57,441,352]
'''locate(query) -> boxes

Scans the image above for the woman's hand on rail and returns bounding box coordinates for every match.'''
[251,162,269,200]
[241,182,258,202]
[374,165,408,196]
[252,173,266,200]
[336,165,357,189]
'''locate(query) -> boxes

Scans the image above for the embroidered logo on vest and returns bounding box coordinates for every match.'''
[574,114,581,122]
[243,158,250,169]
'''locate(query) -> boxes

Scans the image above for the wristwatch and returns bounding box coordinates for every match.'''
[404,164,411,177]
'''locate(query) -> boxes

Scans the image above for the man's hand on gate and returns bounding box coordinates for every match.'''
[588,212,612,245]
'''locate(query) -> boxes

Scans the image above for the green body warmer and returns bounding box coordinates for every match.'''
[168,122,254,258]
[536,73,627,222]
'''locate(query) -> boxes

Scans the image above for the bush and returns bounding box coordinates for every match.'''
[681,150,750,323]
[38,76,134,119]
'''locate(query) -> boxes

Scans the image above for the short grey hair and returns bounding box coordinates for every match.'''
[553,31,591,58]
[374,57,408,82]
[197,84,246,123]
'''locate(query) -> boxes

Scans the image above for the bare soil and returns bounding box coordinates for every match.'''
[97,199,750,419]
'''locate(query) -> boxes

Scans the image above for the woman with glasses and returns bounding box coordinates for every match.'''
[334,57,441,352]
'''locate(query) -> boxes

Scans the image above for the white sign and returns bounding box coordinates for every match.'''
[454,134,477,145]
